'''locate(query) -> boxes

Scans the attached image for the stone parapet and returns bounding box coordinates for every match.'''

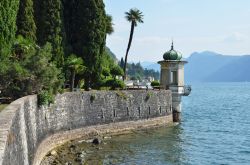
[0,90,172,165]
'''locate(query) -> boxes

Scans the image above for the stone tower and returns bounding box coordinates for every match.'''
[158,41,191,122]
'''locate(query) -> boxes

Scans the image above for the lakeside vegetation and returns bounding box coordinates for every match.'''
[0,0,159,106]
[119,60,160,81]
[0,0,125,104]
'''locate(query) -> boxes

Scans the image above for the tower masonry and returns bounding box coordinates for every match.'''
[158,41,191,122]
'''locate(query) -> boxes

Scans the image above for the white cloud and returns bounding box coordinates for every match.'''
[223,32,248,43]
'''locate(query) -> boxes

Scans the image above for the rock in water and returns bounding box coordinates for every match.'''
[92,138,101,145]
[50,150,57,156]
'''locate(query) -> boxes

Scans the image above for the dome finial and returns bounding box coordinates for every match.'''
[163,39,182,61]
[171,39,174,50]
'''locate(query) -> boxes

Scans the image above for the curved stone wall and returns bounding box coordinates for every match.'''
[0,90,172,165]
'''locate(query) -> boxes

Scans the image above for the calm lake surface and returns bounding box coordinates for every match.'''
[48,83,250,165]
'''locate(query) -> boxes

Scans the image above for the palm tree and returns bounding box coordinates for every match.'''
[123,8,144,80]
[106,14,114,35]
[99,14,114,63]
[66,54,85,91]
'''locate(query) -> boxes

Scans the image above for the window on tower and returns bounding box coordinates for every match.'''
[170,71,178,85]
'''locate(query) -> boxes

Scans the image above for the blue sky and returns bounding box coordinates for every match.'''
[104,0,250,62]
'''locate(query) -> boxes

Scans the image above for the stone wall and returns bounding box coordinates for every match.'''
[0,90,172,165]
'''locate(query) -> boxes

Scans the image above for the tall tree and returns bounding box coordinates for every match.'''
[16,0,37,41]
[62,0,75,55]
[123,8,144,80]
[35,0,65,67]
[120,57,125,69]
[66,0,107,89]
[0,0,20,57]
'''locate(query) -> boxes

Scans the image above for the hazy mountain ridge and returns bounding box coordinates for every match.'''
[140,51,250,83]
[185,51,250,82]
[141,62,160,71]
[204,55,250,82]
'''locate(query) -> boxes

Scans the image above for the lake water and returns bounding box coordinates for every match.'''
[43,83,250,165]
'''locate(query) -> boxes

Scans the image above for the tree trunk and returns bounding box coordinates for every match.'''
[71,70,75,91]
[123,21,135,81]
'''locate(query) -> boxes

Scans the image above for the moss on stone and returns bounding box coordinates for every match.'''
[0,104,8,112]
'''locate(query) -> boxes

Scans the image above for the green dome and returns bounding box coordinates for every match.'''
[163,42,182,60]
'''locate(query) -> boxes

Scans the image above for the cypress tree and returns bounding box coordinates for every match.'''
[62,0,75,55]
[16,0,37,41]
[35,0,65,67]
[65,0,107,89]
[33,0,42,36]
[120,57,125,69]
[0,0,20,56]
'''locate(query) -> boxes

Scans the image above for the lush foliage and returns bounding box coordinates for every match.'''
[0,0,128,101]
[151,81,160,87]
[35,0,65,67]
[0,0,20,56]
[63,0,108,89]
[110,66,124,79]
[16,0,36,41]
[105,79,125,90]
[0,37,63,99]
[65,54,85,91]
[121,62,159,81]
[102,68,110,78]
[101,48,117,73]
[37,90,55,106]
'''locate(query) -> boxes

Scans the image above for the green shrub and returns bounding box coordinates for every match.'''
[95,79,107,89]
[145,92,153,101]
[151,81,160,87]
[38,90,55,106]
[105,79,125,90]
[102,67,110,78]
[110,66,124,79]
[0,38,63,100]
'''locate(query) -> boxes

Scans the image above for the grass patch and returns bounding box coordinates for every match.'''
[145,92,153,102]
[116,91,128,100]
[0,104,8,112]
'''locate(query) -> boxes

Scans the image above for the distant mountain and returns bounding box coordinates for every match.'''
[140,51,250,83]
[185,51,250,83]
[204,55,250,82]
[141,62,160,71]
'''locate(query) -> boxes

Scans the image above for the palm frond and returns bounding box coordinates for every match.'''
[125,8,144,25]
